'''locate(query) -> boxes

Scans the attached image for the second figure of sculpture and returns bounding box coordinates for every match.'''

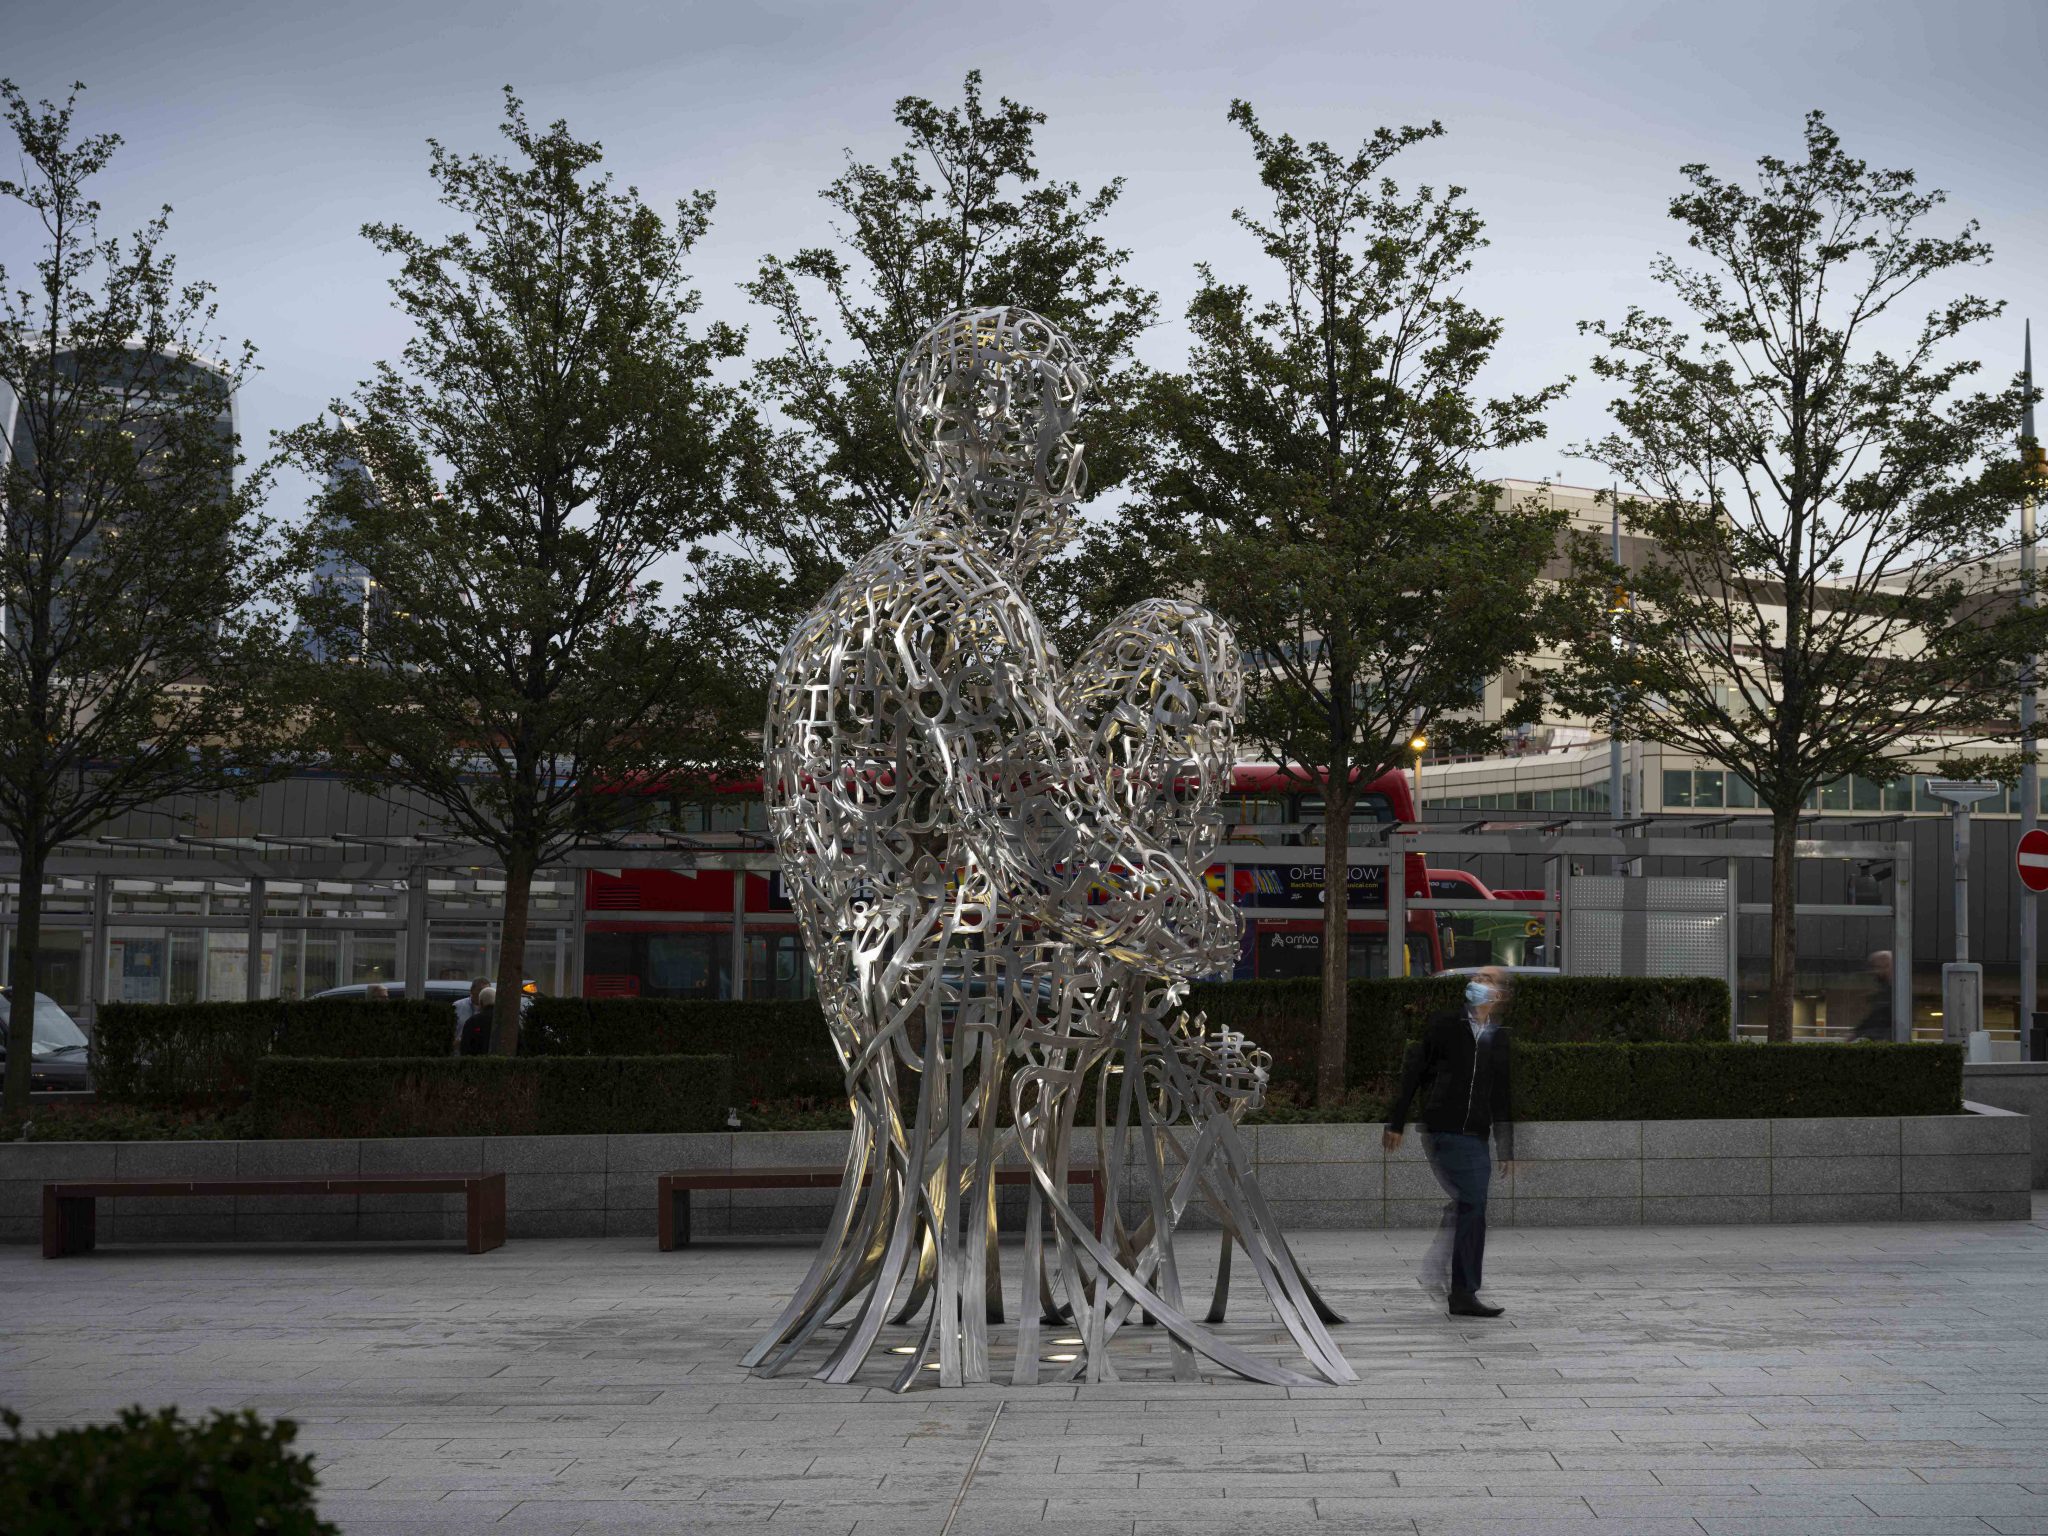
[752,305,1352,1389]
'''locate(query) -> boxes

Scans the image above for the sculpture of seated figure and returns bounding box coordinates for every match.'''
[749,306,1351,1389]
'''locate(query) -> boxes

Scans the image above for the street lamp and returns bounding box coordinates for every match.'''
[1927,778,2000,1047]
[1408,733,1429,815]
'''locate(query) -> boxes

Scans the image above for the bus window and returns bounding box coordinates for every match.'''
[1346,935,1437,979]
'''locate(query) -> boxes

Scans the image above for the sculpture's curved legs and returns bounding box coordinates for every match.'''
[818,1020,943,1384]
[1205,1231,1234,1326]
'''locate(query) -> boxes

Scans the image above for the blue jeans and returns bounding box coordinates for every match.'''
[1421,1131,1492,1297]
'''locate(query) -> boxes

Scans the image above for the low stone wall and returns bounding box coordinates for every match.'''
[1962,1063,2048,1187]
[1260,1106,2030,1230]
[0,1107,2028,1247]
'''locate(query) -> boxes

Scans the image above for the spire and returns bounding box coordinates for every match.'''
[2026,319,2037,445]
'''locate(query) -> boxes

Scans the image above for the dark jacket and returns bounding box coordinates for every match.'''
[1386,1009,1514,1160]
[1850,987,1891,1043]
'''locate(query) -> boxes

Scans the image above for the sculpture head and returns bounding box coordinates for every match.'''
[896,306,1088,571]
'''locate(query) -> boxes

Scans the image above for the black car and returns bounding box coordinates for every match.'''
[0,991,93,1093]
[310,980,538,1022]
[311,980,476,1005]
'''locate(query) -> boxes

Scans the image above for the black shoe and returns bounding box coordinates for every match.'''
[1448,1293,1504,1318]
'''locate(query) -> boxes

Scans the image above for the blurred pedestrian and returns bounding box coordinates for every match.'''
[1850,951,1894,1042]
[1384,964,1516,1318]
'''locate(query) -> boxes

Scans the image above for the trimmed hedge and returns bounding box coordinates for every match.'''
[250,1054,732,1139]
[524,997,840,1104]
[1190,974,1731,1100]
[520,976,1731,1108]
[0,1406,336,1536]
[1509,1041,1963,1121]
[94,999,456,1102]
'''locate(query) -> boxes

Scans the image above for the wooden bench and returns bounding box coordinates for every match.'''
[41,1173,507,1257]
[658,1164,1106,1250]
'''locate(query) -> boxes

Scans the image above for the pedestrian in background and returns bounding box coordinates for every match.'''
[453,977,487,1052]
[1384,964,1516,1318]
[1850,951,1894,1042]
[459,986,496,1057]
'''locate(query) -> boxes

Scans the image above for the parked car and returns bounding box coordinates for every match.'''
[0,991,93,1093]
[310,981,540,1030]
[311,980,475,1005]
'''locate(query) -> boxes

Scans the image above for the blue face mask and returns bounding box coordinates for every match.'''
[1465,979,1496,1011]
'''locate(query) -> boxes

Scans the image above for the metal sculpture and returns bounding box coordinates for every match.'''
[751,306,1352,1389]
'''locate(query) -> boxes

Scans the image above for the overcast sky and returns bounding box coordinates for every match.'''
[5,0,2044,531]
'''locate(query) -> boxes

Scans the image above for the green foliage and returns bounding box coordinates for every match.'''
[0,81,296,1123]
[1186,975,1730,1100]
[0,1405,337,1536]
[1546,111,2048,1041]
[1515,1042,1962,1121]
[93,1000,454,1101]
[734,1101,856,1132]
[251,1054,732,1139]
[727,69,1162,658]
[92,1002,276,1102]
[525,996,840,1104]
[271,998,454,1058]
[22,1101,255,1142]
[517,978,1731,1111]
[1513,1043,1635,1121]
[1241,1092,1389,1125]
[277,89,758,1053]
[1141,101,1577,1103]
[1145,103,1574,783]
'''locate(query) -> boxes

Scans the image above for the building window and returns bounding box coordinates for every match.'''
[1693,770,1725,808]
[1662,769,1693,809]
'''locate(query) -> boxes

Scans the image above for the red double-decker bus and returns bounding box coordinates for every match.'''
[583,762,1442,998]
[1213,764,1441,981]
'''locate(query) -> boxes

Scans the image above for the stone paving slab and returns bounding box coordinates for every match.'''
[2,1194,2045,1533]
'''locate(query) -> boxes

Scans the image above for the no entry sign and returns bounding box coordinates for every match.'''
[2019,828,2048,893]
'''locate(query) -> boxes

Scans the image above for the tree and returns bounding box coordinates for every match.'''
[733,70,1161,656]
[280,92,754,1053]
[0,82,290,1123]
[1548,111,2045,1042]
[1145,104,1570,1104]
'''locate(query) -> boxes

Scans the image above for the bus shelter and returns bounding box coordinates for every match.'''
[1217,821,1916,1041]
[0,833,750,1021]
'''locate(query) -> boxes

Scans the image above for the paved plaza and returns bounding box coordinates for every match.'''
[5,1201,2048,1535]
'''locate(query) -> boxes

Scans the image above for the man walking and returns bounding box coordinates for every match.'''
[1383,964,1516,1318]
[1850,951,1894,1042]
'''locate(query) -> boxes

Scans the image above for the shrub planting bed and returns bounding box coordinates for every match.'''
[1195,974,1731,1098]
[251,1054,732,1139]
[93,998,455,1101]
[523,975,1732,1105]
[524,997,841,1103]
[1513,1041,1962,1121]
